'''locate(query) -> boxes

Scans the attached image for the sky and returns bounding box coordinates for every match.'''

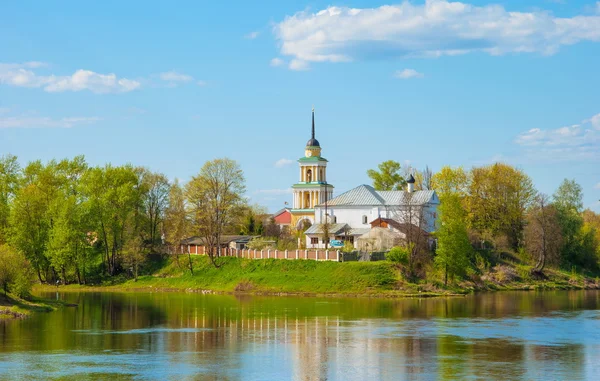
[1,0,599,213]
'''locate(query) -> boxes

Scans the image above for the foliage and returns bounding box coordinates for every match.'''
[435,193,472,285]
[431,166,469,197]
[524,194,562,272]
[0,244,34,297]
[386,246,410,266]
[367,160,406,191]
[246,237,276,250]
[186,158,246,268]
[467,163,535,249]
[341,241,355,253]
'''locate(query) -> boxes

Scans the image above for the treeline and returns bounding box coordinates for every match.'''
[368,161,600,283]
[432,164,599,282]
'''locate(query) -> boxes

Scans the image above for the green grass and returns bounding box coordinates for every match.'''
[33,253,600,297]
[135,256,401,294]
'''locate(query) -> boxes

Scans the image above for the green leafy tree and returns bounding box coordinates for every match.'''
[0,244,33,297]
[0,154,20,243]
[435,193,472,285]
[367,160,406,191]
[139,169,170,252]
[467,163,535,250]
[186,158,246,268]
[164,179,191,271]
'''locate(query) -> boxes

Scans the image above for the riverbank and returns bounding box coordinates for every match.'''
[0,294,69,320]
[32,255,600,297]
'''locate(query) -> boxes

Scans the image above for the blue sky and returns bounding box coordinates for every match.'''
[1,0,599,212]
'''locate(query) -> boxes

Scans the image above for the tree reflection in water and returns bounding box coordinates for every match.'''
[0,290,598,380]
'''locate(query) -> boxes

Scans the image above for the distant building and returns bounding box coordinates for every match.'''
[289,108,334,229]
[286,109,439,250]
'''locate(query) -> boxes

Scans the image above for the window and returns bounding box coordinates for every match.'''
[310,237,319,244]
[362,215,368,224]
[322,238,330,244]
[333,216,337,223]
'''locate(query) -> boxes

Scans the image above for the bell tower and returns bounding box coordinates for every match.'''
[290,108,334,228]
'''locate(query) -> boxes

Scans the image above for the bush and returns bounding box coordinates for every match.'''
[386,246,409,266]
[0,244,34,297]
[341,241,355,253]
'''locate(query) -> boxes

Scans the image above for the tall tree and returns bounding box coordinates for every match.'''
[431,166,469,198]
[434,193,471,285]
[164,180,191,272]
[367,160,405,191]
[186,158,246,268]
[553,179,590,267]
[139,169,170,252]
[0,154,20,243]
[467,163,535,250]
[524,194,562,273]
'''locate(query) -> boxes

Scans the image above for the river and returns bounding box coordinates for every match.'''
[1,290,599,380]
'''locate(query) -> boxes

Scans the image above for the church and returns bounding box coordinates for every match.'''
[277,109,440,250]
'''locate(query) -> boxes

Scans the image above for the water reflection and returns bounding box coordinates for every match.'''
[0,291,599,380]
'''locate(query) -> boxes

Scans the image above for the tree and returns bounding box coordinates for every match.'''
[434,193,472,285]
[367,160,405,191]
[0,154,20,243]
[186,158,246,268]
[467,163,535,250]
[553,179,596,268]
[164,180,191,272]
[390,191,432,277]
[524,194,562,273]
[0,244,33,297]
[139,170,170,252]
[431,166,469,198]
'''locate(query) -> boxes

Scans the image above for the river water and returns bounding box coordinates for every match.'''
[1,291,599,380]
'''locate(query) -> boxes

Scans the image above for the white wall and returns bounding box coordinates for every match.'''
[314,203,439,232]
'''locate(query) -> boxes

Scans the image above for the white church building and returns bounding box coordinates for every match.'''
[289,109,440,250]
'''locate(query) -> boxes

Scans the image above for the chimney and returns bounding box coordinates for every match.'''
[407,174,415,193]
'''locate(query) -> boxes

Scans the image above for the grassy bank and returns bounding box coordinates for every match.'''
[33,255,600,297]
[0,294,69,320]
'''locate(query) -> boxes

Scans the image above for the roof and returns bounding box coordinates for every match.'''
[181,235,258,245]
[305,223,349,235]
[298,156,328,163]
[306,139,320,147]
[305,224,372,236]
[318,184,436,207]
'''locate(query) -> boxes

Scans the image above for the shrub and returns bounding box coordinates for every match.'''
[386,246,409,266]
[0,245,34,297]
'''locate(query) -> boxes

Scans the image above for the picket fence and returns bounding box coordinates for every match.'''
[180,245,341,262]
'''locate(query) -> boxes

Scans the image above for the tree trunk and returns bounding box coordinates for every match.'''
[187,251,194,275]
[444,263,448,286]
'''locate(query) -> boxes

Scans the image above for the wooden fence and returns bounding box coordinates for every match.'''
[179,245,341,262]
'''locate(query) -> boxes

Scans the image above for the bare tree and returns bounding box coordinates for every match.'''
[164,180,190,272]
[524,193,562,274]
[390,192,433,277]
[186,158,246,268]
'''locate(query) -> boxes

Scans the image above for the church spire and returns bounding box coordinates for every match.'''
[312,106,315,139]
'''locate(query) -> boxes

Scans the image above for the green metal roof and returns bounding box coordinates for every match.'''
[298,156,328,163]
[292,183,335,189]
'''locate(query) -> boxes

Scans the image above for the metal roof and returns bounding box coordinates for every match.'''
[304,223,349,235]
[319,184,436,207]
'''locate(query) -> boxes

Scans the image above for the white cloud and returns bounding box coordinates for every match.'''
[274,1,600,65]
[159,71,193,82]
[515,113,600,160]
[394,69,424,79]
[588,113,600,130]
[275,158,294,168]
[0,115,100,129]
[255,188,293,195]
[245,31,260,39]
[289,59,309,71]
[0,107,9,114]
[0,63,140,93]
[270,58,285,67]
[196,80,207,87]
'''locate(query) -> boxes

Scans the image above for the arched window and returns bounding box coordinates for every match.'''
[306,169,312,182]
[362,215,368,224]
